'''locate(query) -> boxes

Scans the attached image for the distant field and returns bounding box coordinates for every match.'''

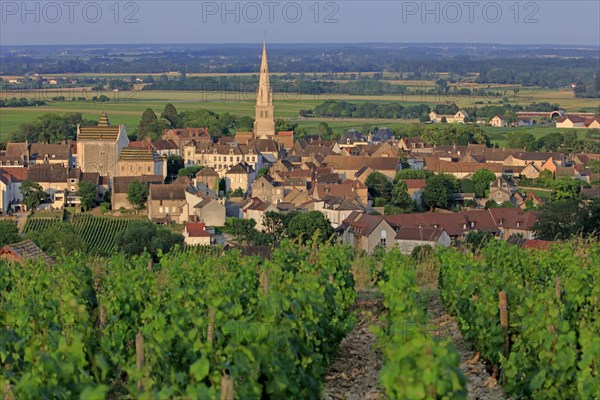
[1,84,597,142]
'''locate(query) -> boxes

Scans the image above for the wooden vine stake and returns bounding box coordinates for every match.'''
[99,304,106,329]
[135,333,145,392]
[260,271,269,297]
[207,307,216,346]
[498,291,510,357]
[555,276,562,300]
[220,372,234,400]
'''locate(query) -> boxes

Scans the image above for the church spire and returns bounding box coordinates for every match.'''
[257,38,271,107]
[254,38,275,138]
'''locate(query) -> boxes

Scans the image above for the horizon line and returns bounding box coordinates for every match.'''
[2,41,599,48]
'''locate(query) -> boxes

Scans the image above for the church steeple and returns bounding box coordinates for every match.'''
[254,38,275,138]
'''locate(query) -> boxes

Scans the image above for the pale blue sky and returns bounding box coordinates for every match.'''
[1,1,599,46]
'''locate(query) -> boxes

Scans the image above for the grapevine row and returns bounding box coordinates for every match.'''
[438,241,599,398]
[0,241,357,398]
[377,250,467,399]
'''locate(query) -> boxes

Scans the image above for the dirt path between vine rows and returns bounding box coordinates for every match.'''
[426,288,506,400]
[322,290,386,400]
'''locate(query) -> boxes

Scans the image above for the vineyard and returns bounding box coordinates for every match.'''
[0,241,356,398]
[377,250,467,399]
[21,214,137,257]
[439,241,600,399]
[2,228,598,399]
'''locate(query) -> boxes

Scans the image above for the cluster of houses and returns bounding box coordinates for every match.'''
[429,108,600,129]
[1,43,598,254]
[2,113,599,252]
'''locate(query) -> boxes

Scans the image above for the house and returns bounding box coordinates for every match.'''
[339,129,368,147]
[315,196,367,228]
[27,164,68,193]
[163,127,211,152]
[252,174,284,204]
[147,184,190,223]
[28,143,72,167]
[240,197,277,231]
[183,222,212,246]
[488,177,513,204]
[556,116,586,128]
[398,137,432,153]
[404,179,427,204]
[424,158,505,179]
[517,119,534,127]
[111,175,164,211]
[394,226,451,254]
[584,117,600,129]
[518,192,544,210]
[194,167,220,193]
[323,155,401,180]
[310,180,369,206]
[0,240,54,265]
[490,115,508,127]
[76,112,129,177]
[0,143,29,167]
[184,143,261,175]
[116,147,165,178]
[192,196,226,227]
[225,162,255,194]
[151,139,180,157]
[429,110,468,124]
[521,163,541,179]
[337,212,397,254]
[0,168,27,213]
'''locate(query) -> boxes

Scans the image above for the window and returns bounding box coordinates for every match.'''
[380,230,387,247]
[462,223,467,229]
[159,207,163,213]
[516,222,520,228]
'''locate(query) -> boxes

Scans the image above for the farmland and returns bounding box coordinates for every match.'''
[1,82,598,145]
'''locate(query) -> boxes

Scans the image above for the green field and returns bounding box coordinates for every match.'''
[22,213,137,256]
[1,84,598,143]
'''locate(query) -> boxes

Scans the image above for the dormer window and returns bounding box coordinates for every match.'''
[213,149,217,154]
[516,222,520,228]
[498,219,504,225]
[470,221,475,228]
[462,223,467,229]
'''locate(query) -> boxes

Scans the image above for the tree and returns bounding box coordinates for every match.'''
[472,169,497,198]
[161,103,179,128]
[26,222,86,257]
[464,230,494,251]
[167,155,185,179]
[137,108,170,140]
[178,165,204,179]
[390,180,414,211]
[532,200,580,240]
[423,174,457,210]
[551,177,581,201]
[138,108,158,139]
[0,220,20,247]
[257,167,270,178]
[127,181,149,211]
[286,211,334,244]
[77,181,97,211]
[115,221,182,260]
[365,172,393,202]
[223,217,257,245]
[19,180,46,210]
[394,169,433,183]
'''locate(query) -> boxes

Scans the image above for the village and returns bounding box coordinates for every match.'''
[1,42,599,260]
